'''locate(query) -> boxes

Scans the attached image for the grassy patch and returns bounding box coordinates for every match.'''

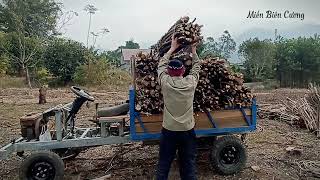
[0,76,27,88]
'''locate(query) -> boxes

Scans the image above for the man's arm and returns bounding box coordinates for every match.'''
[157,53,171,85]
[157,35,180,85]
[189,45,201,82]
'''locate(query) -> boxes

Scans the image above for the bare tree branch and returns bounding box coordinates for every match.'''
[56,10,78,33]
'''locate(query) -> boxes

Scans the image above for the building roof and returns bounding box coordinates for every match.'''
[121,48,151,61]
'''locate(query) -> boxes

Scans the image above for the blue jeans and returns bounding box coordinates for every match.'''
[156,128,197,180]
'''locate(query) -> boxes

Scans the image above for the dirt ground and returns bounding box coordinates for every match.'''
[0,87,319,180]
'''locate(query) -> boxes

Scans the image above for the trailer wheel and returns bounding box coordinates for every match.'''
[210,136,246,175]
[19,151,64,180]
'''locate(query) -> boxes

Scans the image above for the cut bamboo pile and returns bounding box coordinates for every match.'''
[259,84,320,137]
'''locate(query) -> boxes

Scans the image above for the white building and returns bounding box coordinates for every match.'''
[120,48,151,71]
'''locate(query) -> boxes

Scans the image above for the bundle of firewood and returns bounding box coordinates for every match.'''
[153,16,202,52]
[152,16,203,76]
[134,16,252,114]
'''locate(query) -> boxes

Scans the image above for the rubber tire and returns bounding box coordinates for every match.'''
[97,103,129,117]
[19,151,64,180]
[210,136,247,175]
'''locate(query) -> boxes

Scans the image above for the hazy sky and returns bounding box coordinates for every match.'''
[58,0,320,50]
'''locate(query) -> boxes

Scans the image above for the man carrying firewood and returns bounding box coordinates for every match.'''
[156,35,200,180]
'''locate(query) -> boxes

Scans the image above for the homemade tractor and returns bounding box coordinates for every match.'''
[0,86,257,179]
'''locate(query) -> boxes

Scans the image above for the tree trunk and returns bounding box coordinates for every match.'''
[22,64,32,88]
[25,67,32,88]
[39,86,47,104]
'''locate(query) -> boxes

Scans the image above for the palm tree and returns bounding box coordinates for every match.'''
[84,4,98,48]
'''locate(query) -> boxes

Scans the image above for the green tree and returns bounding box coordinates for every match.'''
[99,50,120,66]
[0,0,61,37]
[198,37,219,57]
[0,32,44,87]
[0,54,10,76]
[44,38,86,84]
[230,63,243,74]
[123,39,140,49]
[0,32,9,75]
[275,35,320,87]
[0,0,61,87]
[239,38,276,82]
[199,30,236,59]
[103,39,140,66]
[217,30,236,58]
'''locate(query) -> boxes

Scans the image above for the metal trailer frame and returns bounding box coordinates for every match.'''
[0,109,131,160]
[0,86,257,160]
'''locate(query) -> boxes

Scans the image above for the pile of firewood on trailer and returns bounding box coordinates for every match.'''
[259,84,320,137]
[134,16,252,114]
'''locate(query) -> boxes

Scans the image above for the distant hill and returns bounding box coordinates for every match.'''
[235,24,320,43]
[228,24,320,63]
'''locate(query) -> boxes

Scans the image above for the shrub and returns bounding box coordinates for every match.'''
[0,54,10,76]
[34,67,51,85]
[44,38,86,84]
[73,59,131,88]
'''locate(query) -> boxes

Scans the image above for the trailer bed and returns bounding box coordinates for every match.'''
[129,87,257,140]
[135,109,252,133]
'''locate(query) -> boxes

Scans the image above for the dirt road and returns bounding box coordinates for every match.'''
[0,88,319,179]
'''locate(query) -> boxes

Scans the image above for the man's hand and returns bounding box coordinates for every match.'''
[191,41,198,54]
[167,34,179,54]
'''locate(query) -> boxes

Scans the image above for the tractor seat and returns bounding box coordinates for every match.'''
[97,103,129,117]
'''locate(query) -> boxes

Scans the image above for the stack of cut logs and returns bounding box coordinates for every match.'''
[193,57,252,111]
[135,16,252,114]
[135,50,164,114]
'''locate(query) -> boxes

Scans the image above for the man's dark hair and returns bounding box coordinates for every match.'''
[168,59,183,70]
[167,59,185,77]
